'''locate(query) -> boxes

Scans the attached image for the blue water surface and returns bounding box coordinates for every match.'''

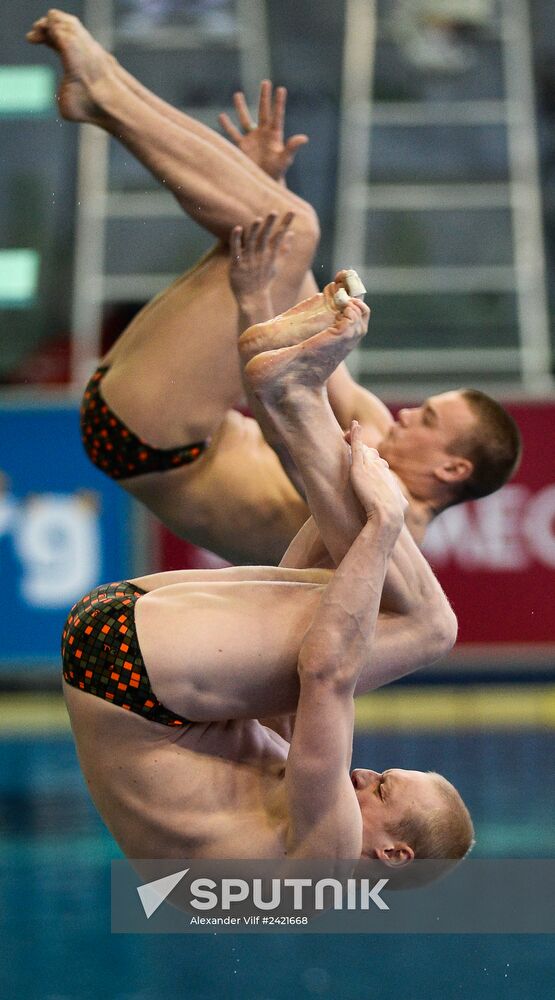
[1,731,554,1000]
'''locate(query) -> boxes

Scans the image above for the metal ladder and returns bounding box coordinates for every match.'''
[334,0,552,395]
[69,0,270,389]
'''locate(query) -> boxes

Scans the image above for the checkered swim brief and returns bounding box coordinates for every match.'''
[80,366,207,480]
[62,581,190,728]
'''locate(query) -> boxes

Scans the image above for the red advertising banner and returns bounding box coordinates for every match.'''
[158,402,555,646]
[421,401,555,644]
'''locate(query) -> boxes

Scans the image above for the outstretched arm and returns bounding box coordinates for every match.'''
[285,439,403,858]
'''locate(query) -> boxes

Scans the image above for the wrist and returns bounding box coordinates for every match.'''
[238,291,274,323]
[237,290,273,309]
[362,509,403,548]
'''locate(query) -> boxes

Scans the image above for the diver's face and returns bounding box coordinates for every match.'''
[351,768,444,857]
[378,392,476,484]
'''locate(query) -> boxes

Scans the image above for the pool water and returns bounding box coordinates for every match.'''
[1,716,554,999]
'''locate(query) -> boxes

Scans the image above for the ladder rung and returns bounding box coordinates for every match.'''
[368,100,508,126]
[357,265,517,294]
[376,23,503,45]
[355,348,519,375]
[347,183,517,211]
[114,26,240,50]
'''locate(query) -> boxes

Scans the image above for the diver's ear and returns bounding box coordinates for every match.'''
[434,456,473,486]
[375,844,415,868]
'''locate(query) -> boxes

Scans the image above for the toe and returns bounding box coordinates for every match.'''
[48,9,76,27]
[27,16,48,40]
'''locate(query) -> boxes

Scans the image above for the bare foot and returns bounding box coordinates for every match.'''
[26,10,116,122]
[244,300,369,404]
[238,273,360,363]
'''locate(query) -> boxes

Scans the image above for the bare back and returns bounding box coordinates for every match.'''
[64,685,290,859]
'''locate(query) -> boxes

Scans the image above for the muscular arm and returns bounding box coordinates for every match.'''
[279,511,455,689]
[285,447,401,858]
[250,353,457,685]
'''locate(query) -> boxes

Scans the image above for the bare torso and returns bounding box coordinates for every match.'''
[115,409,309,565]
[64,685,290,859]
[63,564,332,858]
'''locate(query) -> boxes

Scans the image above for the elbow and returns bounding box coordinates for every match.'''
[290,203,321,270]
[298,646,355,696]
[426,600,458,663]
[296,203,321,255]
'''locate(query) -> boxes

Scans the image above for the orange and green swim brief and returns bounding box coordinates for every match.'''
[62,581,189,728]
[80,366,207,480]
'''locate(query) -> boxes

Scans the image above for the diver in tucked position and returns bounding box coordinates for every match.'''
[29,11,520,564]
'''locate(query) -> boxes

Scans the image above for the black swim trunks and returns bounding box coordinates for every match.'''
[62,581,189,728]
[80,366,207,480]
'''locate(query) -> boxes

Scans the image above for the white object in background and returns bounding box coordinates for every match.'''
[13,492,101,607]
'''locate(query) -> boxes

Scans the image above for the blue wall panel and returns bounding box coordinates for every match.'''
[0,402,132,666]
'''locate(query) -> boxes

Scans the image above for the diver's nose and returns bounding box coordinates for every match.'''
[366,770,382,783]
[397,408,411,427]
[351,769,382,790]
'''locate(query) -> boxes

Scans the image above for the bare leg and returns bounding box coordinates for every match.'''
[27,12,317,243]
[28,12,318,436]
[26,12,317,564]
[240,312,457,690]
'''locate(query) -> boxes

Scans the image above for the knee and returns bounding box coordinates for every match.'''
[431,603,459,661]
[294,203,321,262]
[274,202,320,288]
